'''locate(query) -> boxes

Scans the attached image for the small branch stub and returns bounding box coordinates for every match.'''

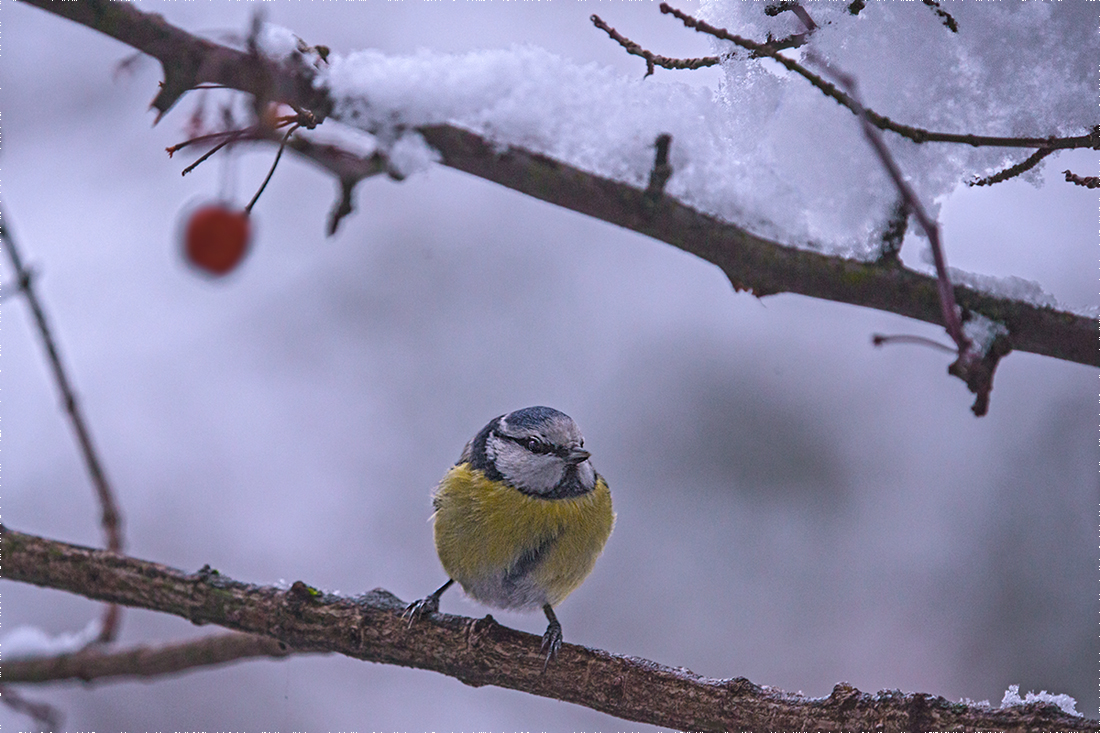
[643,133,674,211]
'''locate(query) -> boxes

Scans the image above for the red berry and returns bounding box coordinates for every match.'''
[183,204,251,276]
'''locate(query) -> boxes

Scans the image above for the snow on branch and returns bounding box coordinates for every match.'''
[4,525,1094,733]
[21,0,1098,383]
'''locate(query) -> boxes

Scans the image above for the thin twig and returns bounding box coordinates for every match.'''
[0,210,124,644]
[181,137,234,176]
[801,55,968,354]
[872,333,956,354]
[167,125,256,158]
[245,124,298,213]
[591,15,719,77]
[1062,169,1100,189]
[969,148,1055,187]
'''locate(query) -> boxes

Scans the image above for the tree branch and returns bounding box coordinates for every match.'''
[20,0,329,121]
[417,124,1095,368]
[0,213,126,642]
[5,632,301,684]
[21,0,1098,373]
[4,526,1092,732]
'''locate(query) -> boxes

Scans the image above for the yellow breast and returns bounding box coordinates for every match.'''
[431,463,614,610]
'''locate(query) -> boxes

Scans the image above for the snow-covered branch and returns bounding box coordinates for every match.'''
[23,0,1097,392]
[5,526,1093,733]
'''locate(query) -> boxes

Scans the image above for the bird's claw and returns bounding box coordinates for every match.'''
[540,621,563,671]
[402,595,439,628]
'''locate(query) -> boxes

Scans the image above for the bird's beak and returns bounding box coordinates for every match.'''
[566,447,591,464]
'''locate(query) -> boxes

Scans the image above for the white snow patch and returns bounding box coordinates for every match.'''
[1,618,102,659]
[1001,683,1079,717]
[257,24,301,61]
[962,312,1008,356]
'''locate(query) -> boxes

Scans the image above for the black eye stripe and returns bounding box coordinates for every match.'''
[493,430,565,457]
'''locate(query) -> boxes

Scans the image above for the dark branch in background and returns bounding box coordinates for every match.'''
[656,3,1095,152]
[0,212,126,640]
[1063,169,1100,189]
[5,526,1092,733]
[17,0,1100,377]
[6,632,302,684]
[921,0,959,33]
[0,685,63,730]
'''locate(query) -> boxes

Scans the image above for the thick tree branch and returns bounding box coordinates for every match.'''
[22,0,1098,373]
[417,125,1095,367]
[4,526,1093,732]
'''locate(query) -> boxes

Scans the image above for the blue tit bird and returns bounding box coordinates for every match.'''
[405,406,614,667]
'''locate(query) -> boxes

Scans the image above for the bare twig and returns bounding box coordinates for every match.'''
[5,632,301,684]
[6,525,1092,733]
[970,148,1056,187]
[804,59,968,354]
[872,333,956,354]
[0,211,125,641]
[802,56,1019,415]
[1062,169,1100,189]
[591,14,719,77]
[244,124,298,213]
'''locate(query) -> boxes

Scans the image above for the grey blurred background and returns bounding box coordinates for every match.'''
[2,1,1096,729]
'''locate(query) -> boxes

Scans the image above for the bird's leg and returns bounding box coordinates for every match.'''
[403,578,454,626]
[540,603,563,670]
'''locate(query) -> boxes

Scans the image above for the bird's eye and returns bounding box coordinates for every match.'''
[525,437,547,454]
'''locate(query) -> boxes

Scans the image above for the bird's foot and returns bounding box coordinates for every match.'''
[540,604,563,671]
[403,579,454,628]
[402,595,440,627]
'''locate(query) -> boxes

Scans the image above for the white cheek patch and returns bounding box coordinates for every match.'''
[576,461,596,490]
[497,449,564,495]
